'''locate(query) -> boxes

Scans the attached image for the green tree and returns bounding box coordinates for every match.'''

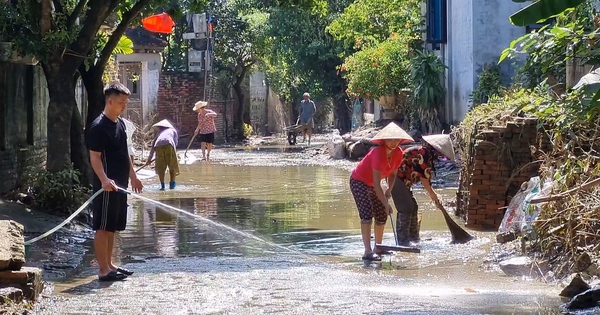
[327,0,422,99]
[259,0,354,131]
[211,0,270,139]
[2,0,136,176]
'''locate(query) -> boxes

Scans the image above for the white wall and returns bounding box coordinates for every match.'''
[116,53,162,116]
[445,0,528,123]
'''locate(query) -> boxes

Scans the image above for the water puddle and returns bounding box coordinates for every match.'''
[32,150,566,314]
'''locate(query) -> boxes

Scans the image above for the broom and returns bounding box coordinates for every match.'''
[434,200,474,244]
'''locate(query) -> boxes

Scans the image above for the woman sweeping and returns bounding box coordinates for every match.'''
[192,101,218,161]
[393,133,456,245]
[350,122,414,261]
[145,119,179,190]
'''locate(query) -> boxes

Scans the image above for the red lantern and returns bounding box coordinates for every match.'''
[142,13,175,34]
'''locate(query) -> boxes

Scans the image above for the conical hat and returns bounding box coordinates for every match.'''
[152,119,174,129]
[371,122,414,143]
[193,101,208,111]
[422,134,456,161]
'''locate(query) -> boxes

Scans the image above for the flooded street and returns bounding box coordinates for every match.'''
[32,147,564,314]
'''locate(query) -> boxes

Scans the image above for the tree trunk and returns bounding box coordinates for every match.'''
[335,96,351,134]
[43,66,76,173]
[233,79,245,139]
[71,103,92,186]
[81,70,105,128]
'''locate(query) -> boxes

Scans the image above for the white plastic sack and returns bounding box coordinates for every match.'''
[327,134,346,159]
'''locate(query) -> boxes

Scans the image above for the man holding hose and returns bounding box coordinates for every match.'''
[86,82,144,282]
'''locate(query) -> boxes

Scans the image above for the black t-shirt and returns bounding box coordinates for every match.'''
[86,114,130,188]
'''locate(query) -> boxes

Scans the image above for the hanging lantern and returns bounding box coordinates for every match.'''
[142,13,175,34]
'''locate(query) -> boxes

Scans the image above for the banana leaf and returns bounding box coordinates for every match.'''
[509,0,586,27]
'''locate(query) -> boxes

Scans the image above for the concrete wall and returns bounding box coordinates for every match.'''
[0,63,48,192]
[248,71,268,135]
[446,0,527,123]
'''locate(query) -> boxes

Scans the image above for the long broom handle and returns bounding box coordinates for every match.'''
[389,213,399,246]
[183,133,197,158]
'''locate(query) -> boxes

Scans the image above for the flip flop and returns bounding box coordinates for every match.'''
[361,252,382,261]
[116,267,134,276]
[98,271,127,282]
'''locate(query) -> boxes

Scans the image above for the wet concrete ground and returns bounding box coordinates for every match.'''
[22,142,571,314]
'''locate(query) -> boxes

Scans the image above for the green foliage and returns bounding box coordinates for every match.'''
[343,34,411,98]
[26,166,91,215]
[509,0,586,26]
[327,0,422,100]
[470,64,503,107]
[500,2,600,89]
[410,50,447,110]
[243,123,253,138]
[327,0,422,51]
[258,0,351,124]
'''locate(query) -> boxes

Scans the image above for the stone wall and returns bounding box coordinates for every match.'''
[156,72,233,145]
[457,117,550,230]
[0,63,48,193]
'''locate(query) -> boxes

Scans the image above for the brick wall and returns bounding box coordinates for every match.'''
[457,117,550,230]
[156,72,233,146]
[0,63,48,193]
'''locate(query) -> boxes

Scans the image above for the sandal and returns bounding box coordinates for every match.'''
[361,252,382,261]
[116,267,134,276]
[98,271,127,282]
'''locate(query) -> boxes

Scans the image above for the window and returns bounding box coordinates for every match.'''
[426,0,447,46]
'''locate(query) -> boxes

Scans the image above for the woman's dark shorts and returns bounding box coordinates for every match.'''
[349,176,388,225]
[198,132,215,144]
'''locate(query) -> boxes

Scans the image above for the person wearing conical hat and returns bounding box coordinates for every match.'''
[392,133,456,246]
[349,122,414,261]
[145,119,180,190]
[193,101,218,161]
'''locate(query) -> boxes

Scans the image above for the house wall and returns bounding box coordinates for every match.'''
[0,63,48,192]
[116,53,162,118]
[156,72,233,145]
[446,0,527,124]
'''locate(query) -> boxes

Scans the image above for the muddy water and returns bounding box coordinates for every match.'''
[33,149,565,314]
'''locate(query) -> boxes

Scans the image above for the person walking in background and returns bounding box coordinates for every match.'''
[393,132,456,246]
[145,119,180,191]
[86,82,144,282]
[349,122,414,261]
[298,92,316,145]
[193,101,217,161]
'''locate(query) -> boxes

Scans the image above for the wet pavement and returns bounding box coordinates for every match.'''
[26,144,569,314]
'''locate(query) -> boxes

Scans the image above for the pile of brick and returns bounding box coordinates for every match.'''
[458,117,548,230]
[0,220,43,307]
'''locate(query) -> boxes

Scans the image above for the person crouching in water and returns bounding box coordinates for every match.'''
[145,119,180,190]
[193,101,217,161]
[392,133,456,246]
[349,122,414,261]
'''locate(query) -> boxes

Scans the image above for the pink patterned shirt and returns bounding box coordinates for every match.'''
[196,109,217,134]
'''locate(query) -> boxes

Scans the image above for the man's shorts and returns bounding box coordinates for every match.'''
[92,189,129,232]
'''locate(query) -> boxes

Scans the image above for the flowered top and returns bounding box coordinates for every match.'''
[397,145,436,188]
[196,109,217,134]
